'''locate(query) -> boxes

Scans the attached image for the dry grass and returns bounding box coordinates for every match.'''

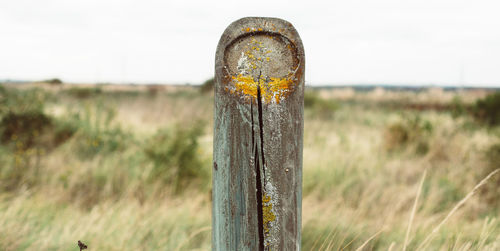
[0,84,498,250]
[403,169,426,251]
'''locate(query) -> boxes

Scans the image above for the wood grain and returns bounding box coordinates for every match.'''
[213,17,304,250]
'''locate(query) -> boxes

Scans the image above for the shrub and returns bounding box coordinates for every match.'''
[65,87,102,99]
[304,90,339,119]
[384,123,409,151]
[144,121,207,193]
[0,111,52,150]
[384,115,432,154]
[0,88,76,191]
[473,91,500,126]
[0,88,73,150]
[42,78,63,85]
[0,109,50,191]
[75,128,127,158]
[478,141,500,208]
[200,77,214,93]
[69,103,128,159]
[0,87,48,116]
[450,96,468,118]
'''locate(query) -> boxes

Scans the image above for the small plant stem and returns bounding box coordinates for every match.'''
[403,169,426,251]
[417,168,500,250]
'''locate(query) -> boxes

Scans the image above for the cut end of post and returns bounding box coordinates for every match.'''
[216,17,305,105]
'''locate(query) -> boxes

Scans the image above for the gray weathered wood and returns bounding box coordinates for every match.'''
[213,17,304,250]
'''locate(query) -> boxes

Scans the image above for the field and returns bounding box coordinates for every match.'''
[0,82,499,250]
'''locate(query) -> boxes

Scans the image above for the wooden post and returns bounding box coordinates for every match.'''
[213,17,305,250]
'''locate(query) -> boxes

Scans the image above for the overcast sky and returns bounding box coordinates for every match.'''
[1,0,499,86]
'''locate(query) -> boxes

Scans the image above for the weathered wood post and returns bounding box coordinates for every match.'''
[213,17,305,250]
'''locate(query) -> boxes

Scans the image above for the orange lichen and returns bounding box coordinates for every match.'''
[228,35,296,103]
[231,74,294,104]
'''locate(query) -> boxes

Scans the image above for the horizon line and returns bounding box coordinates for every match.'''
[1,78,499,89]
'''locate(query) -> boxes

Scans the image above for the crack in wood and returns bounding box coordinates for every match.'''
[257,79,267,182]
[251,97,265,251]
[254,146,265,251]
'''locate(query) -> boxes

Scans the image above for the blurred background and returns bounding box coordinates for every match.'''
[0,0,499,250]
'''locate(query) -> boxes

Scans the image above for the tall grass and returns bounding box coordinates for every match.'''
[0,84,498,250]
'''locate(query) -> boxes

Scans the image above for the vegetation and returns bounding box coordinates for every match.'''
[0,84,498,250]
[64,87,103,99]
[383,114,433,154]
[480,141,500,208]
[0,87,70,192]
[42,78,63,85]
[304,90,339,119]
[144,121,208,192]
[200,77,214,93]
[473,91,500,126]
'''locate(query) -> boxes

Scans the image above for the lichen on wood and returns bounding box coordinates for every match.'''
[214,17,304,251]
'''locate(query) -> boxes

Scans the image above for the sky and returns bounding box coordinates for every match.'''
[1,0,499,86]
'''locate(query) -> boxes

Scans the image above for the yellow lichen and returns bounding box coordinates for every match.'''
[231,74,294,104]
[228,38,295,103]
[262,193,276,238]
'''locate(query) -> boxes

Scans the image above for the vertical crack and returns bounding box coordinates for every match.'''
[251,99,265,251]
[254,146,265,251]
[257,83,266,181]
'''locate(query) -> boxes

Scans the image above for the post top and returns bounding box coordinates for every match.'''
[215,17,305,104]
